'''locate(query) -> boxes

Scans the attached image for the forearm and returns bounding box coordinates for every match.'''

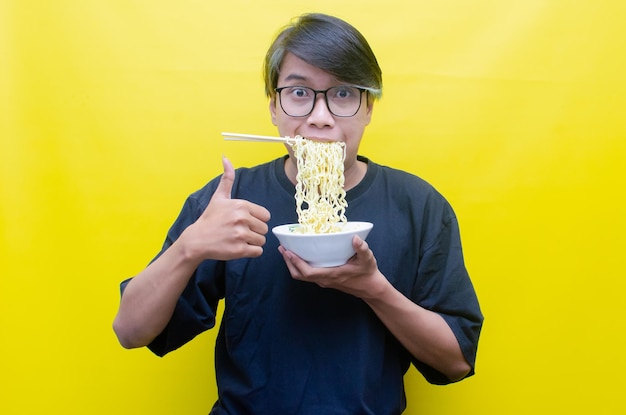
[113,157,272,349]
[363,275,471,382]
[112,240,202,349]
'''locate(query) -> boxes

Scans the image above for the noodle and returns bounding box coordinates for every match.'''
[292,136,347,234]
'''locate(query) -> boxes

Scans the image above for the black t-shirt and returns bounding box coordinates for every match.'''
[122,156,483,414]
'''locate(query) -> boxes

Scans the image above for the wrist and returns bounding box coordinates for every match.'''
[360,270,392,302]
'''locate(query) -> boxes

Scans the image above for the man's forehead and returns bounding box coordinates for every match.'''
[278,58,340,85]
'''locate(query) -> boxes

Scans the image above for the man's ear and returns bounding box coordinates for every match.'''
[269,98,277,126]
[365,101,374,126]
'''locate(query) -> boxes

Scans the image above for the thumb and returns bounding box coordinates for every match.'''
[352,235,367,252]
[214,155,235,199]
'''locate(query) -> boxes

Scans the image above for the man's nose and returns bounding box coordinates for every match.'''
[307,94,335,127]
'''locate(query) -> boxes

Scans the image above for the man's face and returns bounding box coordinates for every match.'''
[269,52,373,172]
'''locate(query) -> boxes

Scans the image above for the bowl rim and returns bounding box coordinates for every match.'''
[271,221,373,237]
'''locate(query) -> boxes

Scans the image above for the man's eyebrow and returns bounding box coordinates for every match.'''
[283,73,308,83]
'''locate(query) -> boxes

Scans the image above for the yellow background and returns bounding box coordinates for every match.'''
[1,1,625,413]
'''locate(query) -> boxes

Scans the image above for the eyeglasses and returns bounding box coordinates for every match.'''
[274,85,367,117]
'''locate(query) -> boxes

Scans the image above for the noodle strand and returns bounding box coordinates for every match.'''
[292,136,347,234]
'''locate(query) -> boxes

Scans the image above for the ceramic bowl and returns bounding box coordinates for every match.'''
[272,221,373,267]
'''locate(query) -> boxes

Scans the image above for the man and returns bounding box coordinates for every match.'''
[114,13,483,414]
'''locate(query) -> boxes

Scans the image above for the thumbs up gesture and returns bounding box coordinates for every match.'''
[179,156,271,261]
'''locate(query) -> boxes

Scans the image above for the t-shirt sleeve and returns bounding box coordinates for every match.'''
[119,188,225,357]
[411,200,483,385]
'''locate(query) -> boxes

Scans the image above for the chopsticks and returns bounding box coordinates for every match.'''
[221,132,295,144]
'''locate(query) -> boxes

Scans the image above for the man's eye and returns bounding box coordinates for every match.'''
[290,88,310,98]
[332,87,355,99]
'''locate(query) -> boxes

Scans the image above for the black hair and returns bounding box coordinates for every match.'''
[264,13,382,100]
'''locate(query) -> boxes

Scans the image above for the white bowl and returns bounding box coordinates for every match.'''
[272,221,373,267]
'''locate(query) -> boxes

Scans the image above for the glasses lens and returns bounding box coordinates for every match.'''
[326,86,362,117]
[279,87,315,117]
[278,86,363,117]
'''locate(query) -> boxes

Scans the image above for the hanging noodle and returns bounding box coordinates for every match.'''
[292,136,347,234]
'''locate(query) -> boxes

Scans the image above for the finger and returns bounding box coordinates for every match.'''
[248,204,272,224]
[214,155,235,199]
[244,228,267,247]
[352,235,367,253]
[350,236,376,267]
[247,216,270,236]
[278,246,306,277]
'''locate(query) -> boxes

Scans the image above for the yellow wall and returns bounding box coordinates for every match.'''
[1,1,625,413]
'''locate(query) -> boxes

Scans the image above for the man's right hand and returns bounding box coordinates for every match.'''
[179,156,271,262]
[113,156,271,348]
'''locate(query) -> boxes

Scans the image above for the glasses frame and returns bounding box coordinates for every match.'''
[274,85,368,118]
